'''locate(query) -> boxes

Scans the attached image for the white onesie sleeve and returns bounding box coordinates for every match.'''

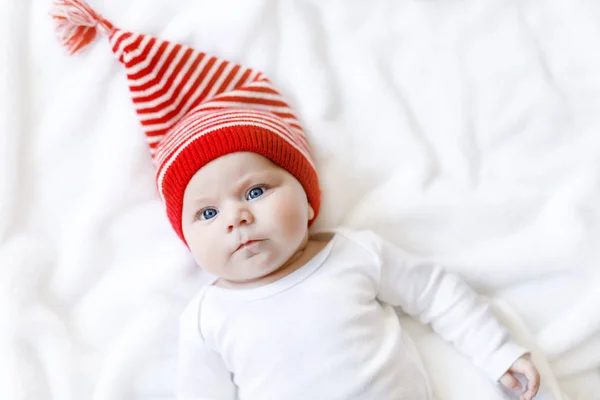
[176,291,237,400]
[366,231,528,382]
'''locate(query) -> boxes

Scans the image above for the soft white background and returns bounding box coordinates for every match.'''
[1,0,599,399]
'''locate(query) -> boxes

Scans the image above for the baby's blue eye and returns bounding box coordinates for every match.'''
[200,208,218,220]
[247,186,265,200]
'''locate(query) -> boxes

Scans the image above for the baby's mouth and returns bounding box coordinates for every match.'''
[235,240,263,252]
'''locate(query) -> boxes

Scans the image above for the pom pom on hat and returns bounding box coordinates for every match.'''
[50,0,320,244]
[51,0,114,55]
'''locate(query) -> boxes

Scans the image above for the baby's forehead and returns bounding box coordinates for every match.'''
[187,152,281,189]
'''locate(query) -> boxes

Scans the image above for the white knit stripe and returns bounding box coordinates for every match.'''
[110,31,139,60]
[180,109,278,130]
[211,86,303,127]
[125,38,162,75]
[192,101,305,134]
[150,110,230,156]
[286,117,302,128]
[242,69,261,88]
[134,50,202,113]
[217,89,289,103]
[108,28,128,48]
[161,109,267,144]
[195,101,295,116]
[232,68,259,89]
[249,80,278,89]
[283,116,304,130]
[130,45,186,99]
[291,126,306,138]
[155,110,303,162]
[108,29,123,47]
[245,79,304,115]
[128,41,177,85]
[222,66,249,93]
[122,35,152,64]
[203,61,237,101]
[156,121,314,191]
[137,58,225,129]
[281,124,309,150]
[146,134,166,145]
[233,85,302,122]
[224,69,260,95]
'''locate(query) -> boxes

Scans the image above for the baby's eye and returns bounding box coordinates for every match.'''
[246,186,266,200]
[199,208,218,220]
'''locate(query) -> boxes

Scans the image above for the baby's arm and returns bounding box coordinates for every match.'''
[176,297,237,400]
[368,232,533,388]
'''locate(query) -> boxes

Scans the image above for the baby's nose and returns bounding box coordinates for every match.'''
[227,208,254,232]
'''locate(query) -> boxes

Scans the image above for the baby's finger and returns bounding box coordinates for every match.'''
[523,364,541,400]
[500,372,522,392]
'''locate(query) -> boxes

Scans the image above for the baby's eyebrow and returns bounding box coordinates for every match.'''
[234,171,272,191]
[190,196,214,205]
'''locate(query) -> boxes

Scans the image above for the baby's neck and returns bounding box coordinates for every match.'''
[214,233,333,290]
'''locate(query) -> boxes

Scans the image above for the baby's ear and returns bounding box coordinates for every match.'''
[307,204,315,220]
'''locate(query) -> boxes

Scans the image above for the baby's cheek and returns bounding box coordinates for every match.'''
[189,231,223,271]
[273,203,305,236]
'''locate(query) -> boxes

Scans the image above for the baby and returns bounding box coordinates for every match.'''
[177,152,540,400]
[51,1,541,399]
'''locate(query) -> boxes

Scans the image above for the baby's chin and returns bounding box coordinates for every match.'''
[219,269,280,289]
[233,246,287,269]
[226,255,289,285]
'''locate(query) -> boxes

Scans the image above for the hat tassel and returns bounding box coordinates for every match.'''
[50,0,114,55]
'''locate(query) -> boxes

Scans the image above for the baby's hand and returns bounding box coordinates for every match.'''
[499,354,540,400]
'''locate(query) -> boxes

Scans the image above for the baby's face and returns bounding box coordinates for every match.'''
[181,152,314,286]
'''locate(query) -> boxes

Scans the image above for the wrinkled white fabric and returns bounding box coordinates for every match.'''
[2,0,600,399]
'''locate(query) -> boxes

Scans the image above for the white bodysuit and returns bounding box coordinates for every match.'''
[176,229,527,399]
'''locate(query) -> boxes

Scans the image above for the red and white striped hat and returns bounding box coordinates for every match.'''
[50,0,320,243]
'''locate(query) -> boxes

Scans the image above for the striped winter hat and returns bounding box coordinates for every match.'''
[50,0,320,243]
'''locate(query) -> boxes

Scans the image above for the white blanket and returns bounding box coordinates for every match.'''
[1,0,599,399]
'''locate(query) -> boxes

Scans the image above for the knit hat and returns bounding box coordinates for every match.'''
[50,0,320,244]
